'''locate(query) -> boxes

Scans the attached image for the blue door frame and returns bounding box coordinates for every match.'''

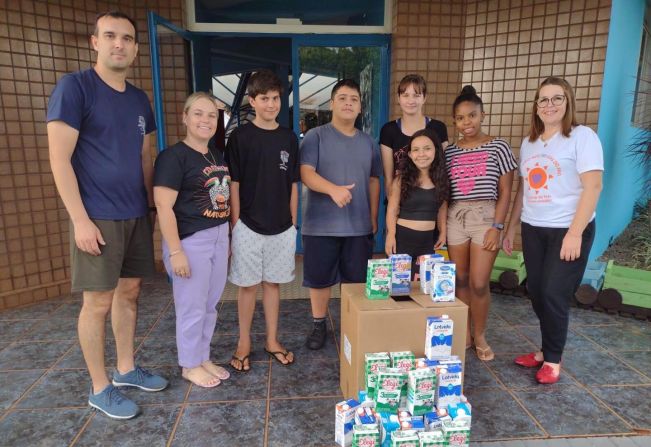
[147,12,391,253]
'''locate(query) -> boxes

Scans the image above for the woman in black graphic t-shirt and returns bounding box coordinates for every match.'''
[154,92,232,389]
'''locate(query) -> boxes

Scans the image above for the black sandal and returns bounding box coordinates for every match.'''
[264,348,294,366]
[229,354,251,373]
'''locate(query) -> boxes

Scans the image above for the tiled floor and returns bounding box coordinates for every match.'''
[0,273,650,446]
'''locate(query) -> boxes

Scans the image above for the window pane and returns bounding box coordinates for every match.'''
[195,0,385,26]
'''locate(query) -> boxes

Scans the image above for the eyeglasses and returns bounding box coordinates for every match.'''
[536,95,566,108]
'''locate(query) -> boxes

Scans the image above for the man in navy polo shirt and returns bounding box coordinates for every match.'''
[47,11,167,420]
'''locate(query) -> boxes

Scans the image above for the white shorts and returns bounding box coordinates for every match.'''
[228,219,297,287]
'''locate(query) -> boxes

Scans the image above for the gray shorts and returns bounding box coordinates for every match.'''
[228,219,297,287]
[70,216,155,292]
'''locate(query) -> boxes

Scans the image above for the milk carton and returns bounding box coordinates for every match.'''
[423,411,442,431]
[407,368,436,416]
[418,254,444,294]
[390,351,416,372]
[353,424,381,447]
[390,254,412,295]
[431,262,456,302]
[442,420,470,446]
[391,429,420,447]
[335,399,361,447]
[424,315,454,360]
[435,365,463,410]
[418,430,447,446]
[366,259,392,299]
[379,412,401,447]
[375,368,407,413]
[447,401,471,425]
[365,352,391,400]
[355,406,378,426]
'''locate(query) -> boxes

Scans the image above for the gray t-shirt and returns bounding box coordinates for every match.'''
[300,123,382,236]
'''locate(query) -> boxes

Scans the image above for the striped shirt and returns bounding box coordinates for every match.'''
[445,138,517,201]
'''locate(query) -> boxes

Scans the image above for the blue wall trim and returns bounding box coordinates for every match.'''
[593,0,648,259]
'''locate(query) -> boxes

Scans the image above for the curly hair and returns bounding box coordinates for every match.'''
[399,129,449,205]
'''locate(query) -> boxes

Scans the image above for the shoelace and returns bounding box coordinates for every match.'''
[106,386,125,405]
[133,366,153,383]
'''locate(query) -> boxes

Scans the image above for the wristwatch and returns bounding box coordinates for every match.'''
[491,223,504,231]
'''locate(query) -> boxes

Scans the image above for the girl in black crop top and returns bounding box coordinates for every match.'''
[385,129,449,279]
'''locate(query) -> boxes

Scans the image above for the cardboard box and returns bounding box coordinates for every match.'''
[340,283,468,399]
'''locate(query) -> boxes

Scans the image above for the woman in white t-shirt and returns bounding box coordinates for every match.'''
[503,77,604,384]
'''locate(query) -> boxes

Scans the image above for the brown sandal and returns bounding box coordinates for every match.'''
[229,354,251,373]
[475,345,495,361]
[264,348,294,366]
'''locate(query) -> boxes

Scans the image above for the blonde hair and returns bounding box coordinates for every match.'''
[528,77,577,141]
[183,92,219,115]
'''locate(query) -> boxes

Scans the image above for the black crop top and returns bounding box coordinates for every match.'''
[398,187,440,221]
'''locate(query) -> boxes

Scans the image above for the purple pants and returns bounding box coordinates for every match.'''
[163,223,229,368]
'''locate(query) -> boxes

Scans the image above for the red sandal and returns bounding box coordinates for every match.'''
[536,364,561,384]
[514,352,543,368]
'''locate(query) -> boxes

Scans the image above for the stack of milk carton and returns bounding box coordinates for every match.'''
[335,344,471,446]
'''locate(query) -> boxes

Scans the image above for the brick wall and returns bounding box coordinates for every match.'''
[0,0,186,309]
[391,0,611,248]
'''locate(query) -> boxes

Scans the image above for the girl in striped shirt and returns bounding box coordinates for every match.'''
[444,85,517,361]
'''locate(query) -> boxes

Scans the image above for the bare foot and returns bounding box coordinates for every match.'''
[202,361,231,380]
[534,351,544,362]
[182,366,221,388]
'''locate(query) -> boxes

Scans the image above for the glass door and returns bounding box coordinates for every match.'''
[292,36,390,252]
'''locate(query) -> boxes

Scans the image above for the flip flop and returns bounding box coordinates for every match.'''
[229,354,251,373]
[182,368,221,388]
[475,345,495,361]
[264,348,294,366]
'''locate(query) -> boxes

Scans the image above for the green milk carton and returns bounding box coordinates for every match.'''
[442,420,470,447]
[390,351,415,404]
[353,424,381,447]
[407,368,436,416]
[418,430,448,446]
[375,368,407,413]
[366,259,392,299]
[391,429,420,447]
[365,352,391,400]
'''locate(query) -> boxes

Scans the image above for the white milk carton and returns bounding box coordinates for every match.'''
[390,254,412,296]
[435,364,463,410]
[424,315,454,360]
[431,262,456,302]
[418,254,444,294]
[335,398,361,447]
[442,419,470,446]
[353,424,381,447]
[418,430,447,446]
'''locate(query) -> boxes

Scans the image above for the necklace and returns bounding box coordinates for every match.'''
[201,149,217,166]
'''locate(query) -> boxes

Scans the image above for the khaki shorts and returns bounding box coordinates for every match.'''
[446,200,496,246]
[70,216,155,292]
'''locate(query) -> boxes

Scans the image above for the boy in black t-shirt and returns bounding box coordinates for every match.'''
[226,70,299,372]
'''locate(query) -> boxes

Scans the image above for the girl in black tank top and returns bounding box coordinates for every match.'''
[385,129,449,279]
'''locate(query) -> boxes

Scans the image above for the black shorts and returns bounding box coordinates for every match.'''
[396,224,436,280]
[302,234,374,288]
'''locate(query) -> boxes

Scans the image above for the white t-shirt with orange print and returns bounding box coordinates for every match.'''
[519,125,604,228]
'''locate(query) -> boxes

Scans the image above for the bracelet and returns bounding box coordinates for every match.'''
[169,249,183,257]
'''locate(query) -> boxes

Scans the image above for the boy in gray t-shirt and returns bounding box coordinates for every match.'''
[300,79,381,350]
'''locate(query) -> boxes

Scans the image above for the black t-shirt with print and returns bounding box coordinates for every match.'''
[380,118,449,173]
[154,141,230,239]
[225,123,299,235]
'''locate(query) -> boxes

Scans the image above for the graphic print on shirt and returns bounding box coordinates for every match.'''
[522,153,562,203]
[279,150,289,171]
[449,151,489,195]
[137,115,146,136]
[195,164,231,219]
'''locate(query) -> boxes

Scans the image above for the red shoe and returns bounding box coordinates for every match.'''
[514,352,543,368]
[536,364,560,384]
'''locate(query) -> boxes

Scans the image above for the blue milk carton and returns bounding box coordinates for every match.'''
[435,364,463,410]
[390,254,412,296]
[335,398,361,447]
[431,262,456,302]
[424,315,454,360]
[418,254,444,294]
